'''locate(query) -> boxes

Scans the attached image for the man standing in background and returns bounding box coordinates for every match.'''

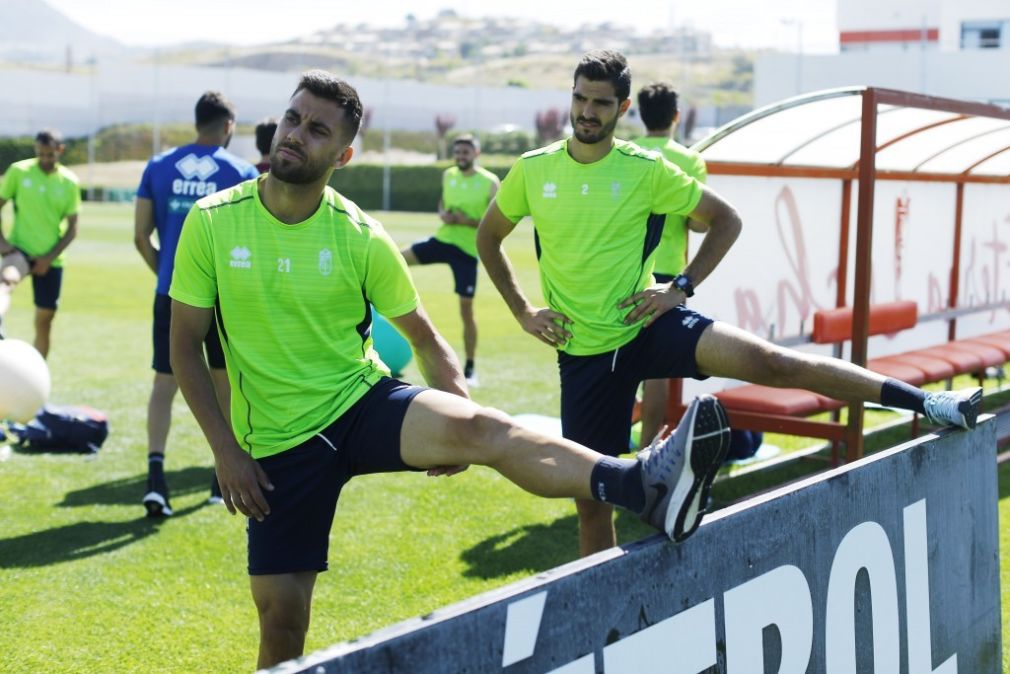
[0,129,80,355]
[632,82,709,450]
[254,117,277,174]
[134,91,259,517]
[401,135,499,387]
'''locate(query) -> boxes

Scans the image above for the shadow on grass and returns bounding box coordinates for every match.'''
[460,510,656,580]
[998,461,1010,500]
[57,466,216,507]
[0,502,207,568]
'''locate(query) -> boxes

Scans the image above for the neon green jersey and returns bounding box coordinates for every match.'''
[0,158,80,266]
[434,165,499,258]
[631,136,708,276]
[495,138,703,356]
[170,177,420,459]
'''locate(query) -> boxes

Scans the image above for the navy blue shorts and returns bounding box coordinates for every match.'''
[558,305,713,457]
[247,377,426,575]
[411,237,478,298]
[152,293,225,374]
[30,260,63,310]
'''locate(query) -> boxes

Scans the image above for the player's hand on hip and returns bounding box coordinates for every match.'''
[518,306,572,347]
[215,444,275,521]
[619,283,685,327]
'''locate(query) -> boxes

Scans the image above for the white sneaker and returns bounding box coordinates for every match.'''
[637,395,731,542]
[923,387,982,430]
[465,372,480,388]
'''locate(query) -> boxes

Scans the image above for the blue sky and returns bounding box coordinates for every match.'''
[45,0,840,52]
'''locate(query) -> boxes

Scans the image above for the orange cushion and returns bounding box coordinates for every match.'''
[912,346,984,372]
[960,336,1010,359]
[812,301,918,344]
[867,357,927,386]
[875,353,955,382]
[716,385,825,416]
[944,341,1006,368]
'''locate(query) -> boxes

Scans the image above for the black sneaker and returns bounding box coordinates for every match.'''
[143,484,173,517]
[637,394,731,542]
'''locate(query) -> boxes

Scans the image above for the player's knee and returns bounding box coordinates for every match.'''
[446,406,512,464]
[759,347,803,386]
[253,588,310,636]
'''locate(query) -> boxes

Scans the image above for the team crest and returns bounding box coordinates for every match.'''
[318,248,333,276]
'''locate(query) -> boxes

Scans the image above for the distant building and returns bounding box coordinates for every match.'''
[755,0,1010,105]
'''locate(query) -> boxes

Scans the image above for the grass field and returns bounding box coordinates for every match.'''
[0,202,1007,672]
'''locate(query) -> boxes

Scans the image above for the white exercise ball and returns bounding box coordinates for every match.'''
[0,339,50,423]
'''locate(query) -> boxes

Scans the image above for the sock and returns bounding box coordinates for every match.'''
[879,378,927,415]
[464,359,475,378]
[590,457,645,513]
[147,453,166,489]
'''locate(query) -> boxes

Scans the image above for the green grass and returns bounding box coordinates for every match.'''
[0,203,1006,671]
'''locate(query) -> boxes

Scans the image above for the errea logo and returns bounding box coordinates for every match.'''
[230,246,252,269]
[542,182,557,199]
[175,153,219,181]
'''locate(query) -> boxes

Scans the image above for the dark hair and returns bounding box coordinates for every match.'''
[637,82,679,131]
[255,117,277,155]
[195,91,236,129]
[573,50,631,101]
[293,70,363,143]
[452,133,480,151]
[35,129,63,146]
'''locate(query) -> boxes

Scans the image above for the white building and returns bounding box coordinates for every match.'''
[755,0,1010,105]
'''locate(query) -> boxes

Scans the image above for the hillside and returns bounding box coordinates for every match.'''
[0,0,124,63]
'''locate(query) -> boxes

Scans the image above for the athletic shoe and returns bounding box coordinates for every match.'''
[923,387,983,430]
[465,372,480,388]
[208,473,224,505]
[637,394,731,543]
[143,488,173,517]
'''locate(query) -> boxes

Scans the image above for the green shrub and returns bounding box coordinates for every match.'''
[329,161,512,212]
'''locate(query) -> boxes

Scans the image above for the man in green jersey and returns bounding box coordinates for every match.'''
[401,134,499,386]
[170,69,734,668]
[0,130,80,355]
[477,49,981,557]
[632,81,709,452]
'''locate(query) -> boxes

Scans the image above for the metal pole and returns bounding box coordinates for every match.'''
[846,88,879,462]
[381,80,391,211]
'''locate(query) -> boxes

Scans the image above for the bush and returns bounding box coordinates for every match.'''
[329,161,512,212]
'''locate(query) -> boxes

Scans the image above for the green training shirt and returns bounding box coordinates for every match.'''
[170,176,420,459]
[495,138,703,356]
[0,158,80,266]
[631,136,708,276]
[434,165,499,258]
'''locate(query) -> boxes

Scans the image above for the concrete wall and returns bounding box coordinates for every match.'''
[0,63,571,137]
[755,49,1010,105]
[268,419,1001,673]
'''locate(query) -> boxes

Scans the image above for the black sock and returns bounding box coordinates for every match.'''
[148,453,166,488]
[464,359,475,378]
[590,457,645,513]
[879,378,927,414]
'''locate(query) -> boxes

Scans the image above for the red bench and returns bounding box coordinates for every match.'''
[708,301,1006,463]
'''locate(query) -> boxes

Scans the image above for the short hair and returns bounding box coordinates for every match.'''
[452,133,480,151]
[637,82,680,131]
[573,50,631,101]
[293,70,363,143]
[35,129,63,146]
[255,117,277,156]
[195,91,236,129]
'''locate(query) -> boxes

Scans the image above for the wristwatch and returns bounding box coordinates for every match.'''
[672,273,695,298]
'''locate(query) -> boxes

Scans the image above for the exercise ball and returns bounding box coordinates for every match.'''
[0,339,50,423]
[372,312,412,376]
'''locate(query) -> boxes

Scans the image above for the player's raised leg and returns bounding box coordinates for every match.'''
[694,321,982,429]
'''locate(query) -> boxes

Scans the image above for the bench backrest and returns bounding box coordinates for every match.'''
[812,300,918,344]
